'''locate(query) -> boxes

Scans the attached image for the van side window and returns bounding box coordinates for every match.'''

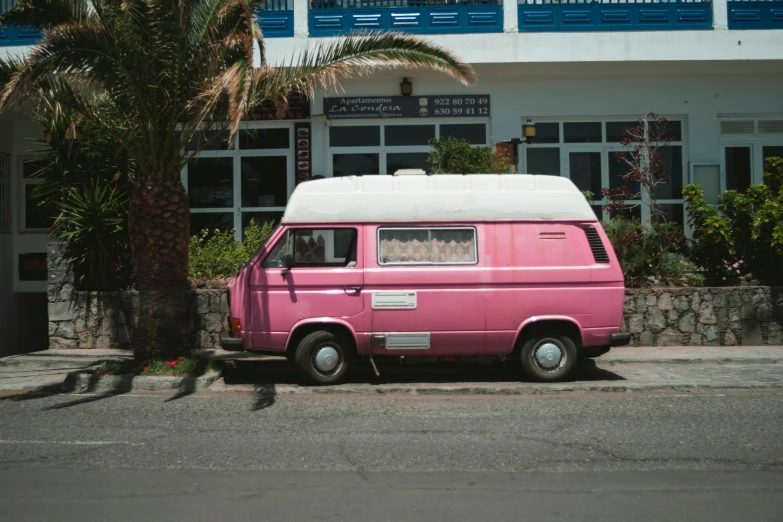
[262,229,358,268]
[378,227,477,265]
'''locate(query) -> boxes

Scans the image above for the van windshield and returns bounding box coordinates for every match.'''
[242,224,281,269]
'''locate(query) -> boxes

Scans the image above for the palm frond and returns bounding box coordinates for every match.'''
[0,0,91,29]
[247,31,475,114]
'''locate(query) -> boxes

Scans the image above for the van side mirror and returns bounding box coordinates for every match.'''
[281,254,294,277]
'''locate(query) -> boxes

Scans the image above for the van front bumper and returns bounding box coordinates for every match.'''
[610,332,631,347]
[220,337,244,352]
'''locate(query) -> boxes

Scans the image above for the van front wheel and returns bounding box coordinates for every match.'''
[519,333,578,382]
[295,330,351,385]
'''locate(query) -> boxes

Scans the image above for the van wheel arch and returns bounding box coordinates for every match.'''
[513,320,583,357]
[286,323,358,359]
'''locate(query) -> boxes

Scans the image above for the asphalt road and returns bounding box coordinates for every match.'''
[1,388,782,521]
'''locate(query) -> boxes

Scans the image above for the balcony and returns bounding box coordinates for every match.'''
[259,0,295,37]
[308,0,504,37]
[0,0,39,46]
[0,0,293,46]
[518,0,713,32]
[727,0,783,29]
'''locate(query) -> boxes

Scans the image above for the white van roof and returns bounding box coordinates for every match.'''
[282,174,596,224]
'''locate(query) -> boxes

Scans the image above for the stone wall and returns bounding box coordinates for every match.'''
[47,241,783,349]
[47,242,229,351]
[623,287,783,347]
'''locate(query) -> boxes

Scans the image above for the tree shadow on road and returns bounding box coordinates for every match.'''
[251,384,276,411]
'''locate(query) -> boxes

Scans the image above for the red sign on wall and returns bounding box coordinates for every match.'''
[19,253,47,281]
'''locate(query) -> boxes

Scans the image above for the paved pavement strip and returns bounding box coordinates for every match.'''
[3,346,783,396]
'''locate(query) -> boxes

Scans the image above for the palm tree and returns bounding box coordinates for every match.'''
[0,0,474,362]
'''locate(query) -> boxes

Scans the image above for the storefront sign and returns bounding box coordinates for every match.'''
[18,252,47,281]
[295,122,312,184]
[323,95,490,120]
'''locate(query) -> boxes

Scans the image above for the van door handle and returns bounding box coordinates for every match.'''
[344,286,362,294]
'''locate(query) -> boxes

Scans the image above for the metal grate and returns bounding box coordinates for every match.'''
[720,120,755,135]
[0,153,11,234]
[584,227,610,264]
[759,120,783,134]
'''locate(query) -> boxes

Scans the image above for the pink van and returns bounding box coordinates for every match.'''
[222,174,629,384]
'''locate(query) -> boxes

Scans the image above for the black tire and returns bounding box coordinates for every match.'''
[519,332,578,382]
[294,330,351,385]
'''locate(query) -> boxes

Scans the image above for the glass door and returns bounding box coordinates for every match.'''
[723,145,753,193]
[565,150,603,219]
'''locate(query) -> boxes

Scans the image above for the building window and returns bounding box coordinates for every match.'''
[521,119,686,228]
[378,227,477,265]
[720,117,783,192]
[184,123,293,240]
[19,158,55,232]
[328,121,489,176]
[0,153,10,234]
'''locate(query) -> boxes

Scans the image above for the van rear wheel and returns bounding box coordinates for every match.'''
[519,333,578,382]
[295,330,351,385]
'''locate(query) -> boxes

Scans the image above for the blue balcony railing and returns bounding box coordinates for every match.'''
[258,0,295,37]
[309,0,504,36]
[518,0,713,32]
[0,0,293,45]
[0,0,40,46]
[727,0,783,29]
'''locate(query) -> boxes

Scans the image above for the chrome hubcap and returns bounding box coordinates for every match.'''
[534,340,565,370]
[313,345,341,374]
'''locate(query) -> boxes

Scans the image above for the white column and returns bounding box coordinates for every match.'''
[503,0,519,33]
[294,0,309,38]
[713,0,728,31]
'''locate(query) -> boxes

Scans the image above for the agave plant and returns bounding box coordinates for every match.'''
[0,0,475,362]
[55,178,133,289]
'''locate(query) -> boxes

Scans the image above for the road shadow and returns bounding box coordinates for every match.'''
[251,384,277,411]
[221,357,625,387]
[0,372,131,408]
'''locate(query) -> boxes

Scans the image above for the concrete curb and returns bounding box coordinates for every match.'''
[206,379,783,396]
[62,370,221,394]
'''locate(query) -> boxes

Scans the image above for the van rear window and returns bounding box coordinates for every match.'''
[378,227,477,266]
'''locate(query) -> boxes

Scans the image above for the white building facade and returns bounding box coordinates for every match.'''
[1,0,782,353]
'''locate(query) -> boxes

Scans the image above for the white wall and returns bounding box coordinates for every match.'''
[266,0,783,66]
[305,65,783,178]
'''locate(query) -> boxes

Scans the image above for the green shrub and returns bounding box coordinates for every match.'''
[683,156,783,285]
[188,219,275,279]
[602,217,687,287]
[427,137,512,174]
[29,97,135,289]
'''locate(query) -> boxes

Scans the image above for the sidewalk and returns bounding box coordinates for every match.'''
[2,346,782,395]
[0,349,131,393]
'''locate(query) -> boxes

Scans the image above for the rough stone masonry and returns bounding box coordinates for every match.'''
[47,242,783,351]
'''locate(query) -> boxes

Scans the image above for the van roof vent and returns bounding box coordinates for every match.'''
[584,227,610,264]
[393,169,426,176]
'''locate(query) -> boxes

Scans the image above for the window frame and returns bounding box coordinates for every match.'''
[262,226,359,269]
[519,117,687,228]
[182,121,295,241]
[18,155,50,233]
[718,116,783,189]
[326,118,490,177]
[377,226,478,267]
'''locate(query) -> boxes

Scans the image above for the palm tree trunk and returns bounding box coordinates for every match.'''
[128,171,191,362]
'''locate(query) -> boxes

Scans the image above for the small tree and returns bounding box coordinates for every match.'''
[427,137,511,174]
[601,113,687,285]
[602,113,673,230]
